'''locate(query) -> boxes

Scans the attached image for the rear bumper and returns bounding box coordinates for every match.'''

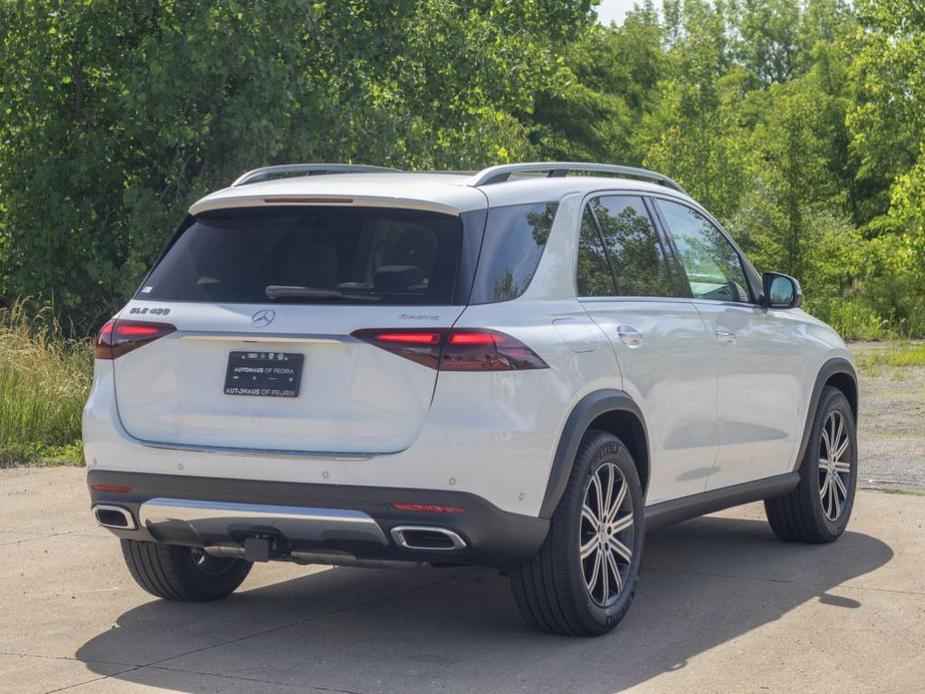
[87,470,548,569]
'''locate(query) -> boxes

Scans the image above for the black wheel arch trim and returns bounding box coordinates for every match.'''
[539,389,649,519]
[793,357,858,473]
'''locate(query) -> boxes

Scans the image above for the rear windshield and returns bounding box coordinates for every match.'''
[138,206,463,305]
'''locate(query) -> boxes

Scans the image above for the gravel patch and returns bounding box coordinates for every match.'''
[852,342,925,492]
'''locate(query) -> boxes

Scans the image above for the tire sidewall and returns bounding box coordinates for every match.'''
[803,387,858,538]
[556,432,644,633]
[171,545,253,600]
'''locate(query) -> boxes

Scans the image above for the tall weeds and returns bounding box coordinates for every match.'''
[0,300,92,466]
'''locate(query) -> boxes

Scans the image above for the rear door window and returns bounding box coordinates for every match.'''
[138,206,463,305]
[581,195,675,298]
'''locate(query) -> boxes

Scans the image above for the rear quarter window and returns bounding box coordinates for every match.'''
[468,202,558,304]
[138,206,463,306]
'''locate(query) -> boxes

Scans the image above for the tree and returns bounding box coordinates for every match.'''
[638,0,748,219]
[530,4,667,164]
[847,0,925,329]
[0,0,591,328]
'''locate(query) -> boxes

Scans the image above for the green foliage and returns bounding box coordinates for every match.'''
[0,0,588,328]
[807,297,889,342]
[1,0,925,343]
[627,0,924,339]
[0,300,91,466]
[530,7,667,163]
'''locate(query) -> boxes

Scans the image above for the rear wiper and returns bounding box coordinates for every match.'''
[264,285,380,301]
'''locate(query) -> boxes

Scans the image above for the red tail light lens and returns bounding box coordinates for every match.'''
[440,329,547,371]
[95,319,176,359]
[375,332,442,345]
[350,329,443,368]
[351,328,547,371]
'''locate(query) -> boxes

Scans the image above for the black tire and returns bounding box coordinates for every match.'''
[121,540,253,601]
[511,430,644,636]
[764,386,858,543]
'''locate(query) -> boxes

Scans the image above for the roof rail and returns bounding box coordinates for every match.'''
[231,163,400,187]
[469,162,686,194]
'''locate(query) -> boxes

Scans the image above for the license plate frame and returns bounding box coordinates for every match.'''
[224,351,304,398]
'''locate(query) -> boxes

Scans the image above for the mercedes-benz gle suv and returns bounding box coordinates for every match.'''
[85,162,858,636]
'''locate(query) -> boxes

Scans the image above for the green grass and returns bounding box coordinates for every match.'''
[855,343,925,373]
[0,301,92,467]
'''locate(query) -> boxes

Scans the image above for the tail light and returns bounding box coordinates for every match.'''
[351,328,547,371]
[353,330,443,369]
[95,319,176,359]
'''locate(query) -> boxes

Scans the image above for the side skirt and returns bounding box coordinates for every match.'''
[644,473,799,531]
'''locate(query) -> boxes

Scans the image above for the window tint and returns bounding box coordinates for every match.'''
[577,207,616,296]
[591,196,675,297]
[469,202,557,303]
[657,199,752,303]
[139,206,462,305]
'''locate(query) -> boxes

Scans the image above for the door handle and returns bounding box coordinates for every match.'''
[715,330,736,345]
[617,325,643,348]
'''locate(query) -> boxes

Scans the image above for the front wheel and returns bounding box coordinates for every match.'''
[511,430,644,636]
[765,386,858,543]
[121,540,253,601]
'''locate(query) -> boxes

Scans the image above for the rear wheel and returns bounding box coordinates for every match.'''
[764,386,858,543]
[121,540,252,601]
[511,430,644,636]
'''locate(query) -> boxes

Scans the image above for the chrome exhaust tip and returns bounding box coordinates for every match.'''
[390,525,467,551]
[93,505,137,530]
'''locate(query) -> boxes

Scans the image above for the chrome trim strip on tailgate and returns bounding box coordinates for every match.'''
[139,498,389,545]
[109,407,395,460]
[177,331,359,344]
[133,437,380,460]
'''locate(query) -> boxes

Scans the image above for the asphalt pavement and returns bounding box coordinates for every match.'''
[2,467,923,693]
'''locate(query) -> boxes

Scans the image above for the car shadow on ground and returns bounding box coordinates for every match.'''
[76,516,893,693]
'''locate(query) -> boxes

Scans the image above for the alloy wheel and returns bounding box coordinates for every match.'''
[818,410,852,522]
[579,463,635,607]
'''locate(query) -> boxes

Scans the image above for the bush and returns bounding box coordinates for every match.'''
[805,296,891,341]
[0,300,92,466]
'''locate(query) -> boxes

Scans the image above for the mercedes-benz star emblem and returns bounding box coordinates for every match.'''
[251,309,276,328]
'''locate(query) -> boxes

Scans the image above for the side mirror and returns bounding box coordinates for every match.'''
[762,272,803,309]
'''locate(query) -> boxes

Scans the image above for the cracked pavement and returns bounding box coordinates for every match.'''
[2,466,924,693]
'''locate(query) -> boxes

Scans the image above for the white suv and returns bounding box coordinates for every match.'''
[84,162,859,636]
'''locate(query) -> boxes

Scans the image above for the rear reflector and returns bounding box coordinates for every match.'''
[96,319,176,359]
[351,328,547,371]
[391,503,466,513]
[90,484,134,494]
